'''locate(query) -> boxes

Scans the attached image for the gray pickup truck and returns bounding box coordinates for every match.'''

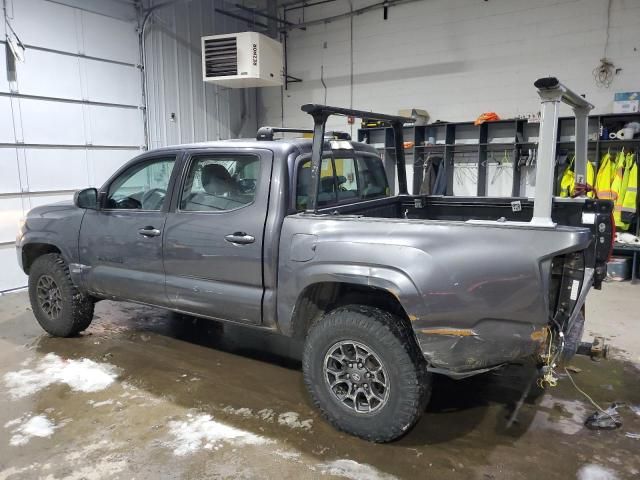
[16,78,614,442]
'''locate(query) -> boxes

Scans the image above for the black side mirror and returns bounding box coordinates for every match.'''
[74,188,98,210]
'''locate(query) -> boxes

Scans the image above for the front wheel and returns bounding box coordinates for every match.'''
[302,305,431,442]
[28,253,94,337]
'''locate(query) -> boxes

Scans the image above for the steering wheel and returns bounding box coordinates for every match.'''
[141,188,166,210]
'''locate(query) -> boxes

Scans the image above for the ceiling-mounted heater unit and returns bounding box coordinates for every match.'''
[202,32,283,88]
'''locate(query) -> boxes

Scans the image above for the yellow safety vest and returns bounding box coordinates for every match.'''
[611,150,626,226]
[620,153,637,231]
[560,156,595,198]
[596,151,614,200]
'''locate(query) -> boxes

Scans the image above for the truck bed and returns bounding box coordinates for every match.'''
[318,194,602,226]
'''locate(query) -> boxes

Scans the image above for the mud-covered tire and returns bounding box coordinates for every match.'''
[560,311,585,363]
[28,253,94,337]
[302,305,431,442]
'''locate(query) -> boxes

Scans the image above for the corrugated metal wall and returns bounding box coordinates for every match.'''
[144,0,258,149]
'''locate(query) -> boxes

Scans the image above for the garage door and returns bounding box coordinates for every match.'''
[0,0,144,291]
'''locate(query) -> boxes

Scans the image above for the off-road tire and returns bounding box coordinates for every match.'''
[303,305,431,442]
[28,253,94,337]
[560,311,585,363]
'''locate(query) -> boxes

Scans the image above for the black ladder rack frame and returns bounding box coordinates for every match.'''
[300,103,414,213]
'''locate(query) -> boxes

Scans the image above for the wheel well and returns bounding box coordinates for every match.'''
[22,243,61,274]
[291,282,410,339]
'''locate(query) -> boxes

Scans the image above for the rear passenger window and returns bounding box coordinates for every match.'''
[296,154,389,211]
[180,155,259,211]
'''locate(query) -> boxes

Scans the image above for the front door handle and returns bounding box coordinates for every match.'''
[138,226,161,237]
[224,232,255,245]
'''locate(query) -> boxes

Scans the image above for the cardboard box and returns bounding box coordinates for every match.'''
[398,108,430,126]
[613,92,640,113]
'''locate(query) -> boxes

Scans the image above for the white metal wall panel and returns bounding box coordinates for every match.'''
[81,11,139,64]
[0,47,9,93]
[16,49,83,100]
[83,59,141,105]
[0,149,21,194]
[88,106,143,146]
[0,97,16,142]
[19,99,86,145]
[24,149,89,192]
[11,0,79,53]
[0,197,23,244]
[0,0,142,291]
[88,149,137,187]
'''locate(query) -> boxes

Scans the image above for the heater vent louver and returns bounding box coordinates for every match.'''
[204,37,237,77]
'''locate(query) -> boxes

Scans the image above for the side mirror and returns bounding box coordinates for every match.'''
[74,188,98,210]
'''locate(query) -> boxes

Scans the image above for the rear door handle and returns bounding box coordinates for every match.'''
[138,226,161,237]
[224,232,255,245]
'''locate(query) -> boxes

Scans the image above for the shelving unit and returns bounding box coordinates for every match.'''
[359,113,640,197]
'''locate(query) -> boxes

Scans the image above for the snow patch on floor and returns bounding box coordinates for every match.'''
[5,414,56,446]
[166,413,270,456]
[222,406,253,417]
[257,408,276,422]
[576,464,619,480]
[319,459,397,480]
[88,399,114,408]
[3,353,118,399]
[277,411,313,430]
[275,449,302,460]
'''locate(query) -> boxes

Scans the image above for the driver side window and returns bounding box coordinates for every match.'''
[106,157,175,210]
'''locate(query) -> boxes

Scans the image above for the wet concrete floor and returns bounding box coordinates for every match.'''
[0,290,639,479]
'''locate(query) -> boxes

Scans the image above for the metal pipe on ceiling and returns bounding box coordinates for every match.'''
[233,3,301,28]
[214,7,269,29]
[280,0,425,31]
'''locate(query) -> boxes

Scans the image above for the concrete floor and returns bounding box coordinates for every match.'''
[0,283,639,480]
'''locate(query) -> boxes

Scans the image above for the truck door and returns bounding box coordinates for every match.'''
[163,149,272,325]
[79,154,178,305]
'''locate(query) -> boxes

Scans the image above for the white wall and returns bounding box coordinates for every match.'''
[260,0,640,133]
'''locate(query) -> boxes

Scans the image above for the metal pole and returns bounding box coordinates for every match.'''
[306,112,328,213]
[531,90,562,227]
[392,122,408,195]
[573,106,590,190]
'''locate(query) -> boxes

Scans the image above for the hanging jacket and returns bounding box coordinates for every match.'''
[559,155,595,198]
[596,151,614,200]
[432,156,447,195]
[420,156,438,195]
[620,153,637,230]
[611,150,628,227]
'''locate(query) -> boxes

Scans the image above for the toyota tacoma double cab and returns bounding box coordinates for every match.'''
[16,78,613,442]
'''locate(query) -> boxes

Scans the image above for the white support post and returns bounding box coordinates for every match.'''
[531,90,562,227]
[530,77,594,227]
[573,106,591,190]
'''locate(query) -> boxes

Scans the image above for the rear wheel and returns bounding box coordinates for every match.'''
[28,253,94,337]
[302,305,431,442]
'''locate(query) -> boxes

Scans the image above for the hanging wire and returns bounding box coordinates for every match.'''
[593,0,615,88]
